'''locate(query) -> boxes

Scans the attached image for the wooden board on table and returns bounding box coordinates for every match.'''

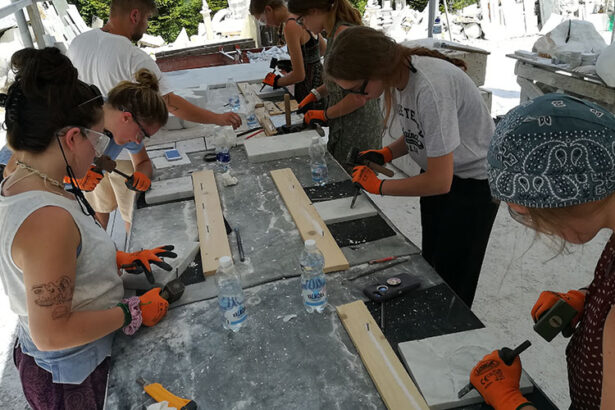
[237,82,278,135]
[275,99,298,112]
[192,170,232,276]
[336,301,430,410]
[270,168,349,273]
[265,101,284,115]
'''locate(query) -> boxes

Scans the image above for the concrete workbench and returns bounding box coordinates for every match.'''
[106,63,558,410]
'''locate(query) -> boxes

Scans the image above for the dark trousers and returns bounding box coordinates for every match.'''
[420,174,499,307]
[13,341,109,410]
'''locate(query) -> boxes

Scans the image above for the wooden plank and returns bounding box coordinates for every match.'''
[237,82,277,135]
[264,100,284,115]
[192,170,232,276]
[270,168,349,273]
[515,61,615,107]
[336,301,430,410]
[275,99,298,112]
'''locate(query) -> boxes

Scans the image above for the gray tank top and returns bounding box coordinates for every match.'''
[0,181,124,383]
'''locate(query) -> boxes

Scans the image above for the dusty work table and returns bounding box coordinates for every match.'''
[106,142,558,409]
[106,63,557,409]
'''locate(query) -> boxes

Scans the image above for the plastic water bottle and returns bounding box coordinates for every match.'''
[227,77,240,112]
[299,240,327,313]
[217,147,231,172]
[309,136,328,186]
[246,113,258,128]
[216,256,247,331]
[432,17,442,37]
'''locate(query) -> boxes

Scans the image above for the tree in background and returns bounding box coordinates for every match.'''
[69,0,229,42]
[69,0,386,43]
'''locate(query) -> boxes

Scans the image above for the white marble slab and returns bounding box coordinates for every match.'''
[122,241,200,290]
[314,195,377,224]
[152,151,192,169]
[243,129,320,163]
[398,328,534,410]
[176,137,206,154]
[145,175,194,205]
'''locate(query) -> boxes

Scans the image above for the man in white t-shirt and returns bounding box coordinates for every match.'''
[68,0,241,129]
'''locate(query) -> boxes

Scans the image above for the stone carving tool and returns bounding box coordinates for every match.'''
[136,377,197,409]
[345,147,395,178]
[457,339,532,399]
[93,154,152,194]
[159,278,185,304]
[533,298,578,341]
[234,228,245,262]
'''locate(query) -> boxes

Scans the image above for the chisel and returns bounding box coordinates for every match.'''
[457,340,532,398]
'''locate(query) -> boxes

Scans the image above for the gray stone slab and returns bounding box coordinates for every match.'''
[176,137,206,154]
[398,328,534,410]
[130,201,198,253]
[243,130,320,162]
[122,241,199,290]
[107,275,386,410]
[342,235,420,266]
[145,175,194,205]
[314,195,377,224]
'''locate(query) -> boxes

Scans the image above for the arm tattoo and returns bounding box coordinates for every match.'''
[163,94,179,113]
[32,275,73,316]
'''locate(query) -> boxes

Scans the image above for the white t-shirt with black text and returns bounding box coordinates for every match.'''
[67,29,172,97]
[395,55,494,179]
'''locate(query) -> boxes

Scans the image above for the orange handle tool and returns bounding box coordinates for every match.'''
[137,378,197,410]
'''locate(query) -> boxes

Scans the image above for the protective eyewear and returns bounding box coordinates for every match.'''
[127,111,150,140]
[255,14,267,26]
[81,127,110,157]
[344,79,369,96]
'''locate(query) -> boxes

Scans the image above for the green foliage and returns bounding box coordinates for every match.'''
[441,0,478,13]
[349,0,368,14]
[68,0,230,43]
[70,0,110,25]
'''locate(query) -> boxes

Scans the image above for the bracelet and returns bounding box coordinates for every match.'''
[116,302,132,327]
[311,88,322,101]
[120,296,143,336]
[324,108,329,121]
[379,180,385,196]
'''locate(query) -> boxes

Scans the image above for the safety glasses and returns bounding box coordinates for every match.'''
[343,79,369,96]
[81,127,110,157]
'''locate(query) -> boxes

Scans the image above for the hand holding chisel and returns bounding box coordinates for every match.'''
[94,155,151,192]
[460,340,533,409]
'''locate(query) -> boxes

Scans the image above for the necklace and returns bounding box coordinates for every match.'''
[15,160,64,188]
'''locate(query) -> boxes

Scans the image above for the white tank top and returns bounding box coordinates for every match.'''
[0,182,124,319]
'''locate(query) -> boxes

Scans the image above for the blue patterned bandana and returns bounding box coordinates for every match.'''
[488,93,615,208]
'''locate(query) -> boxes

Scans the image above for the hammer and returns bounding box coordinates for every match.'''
[94,155,132,179]
[346,147,394,178]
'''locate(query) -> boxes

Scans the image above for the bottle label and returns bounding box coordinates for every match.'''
[311,164,328,182]
[301,277,327,306]
[219,296,247,326]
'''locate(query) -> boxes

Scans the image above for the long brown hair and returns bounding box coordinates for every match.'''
[287,0,361,26]
[325,26,467,126]
[106,68,168,127]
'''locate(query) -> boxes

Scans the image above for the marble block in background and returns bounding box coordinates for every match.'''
[145,175,194,205]
[314,195,377,224]
[398,328,534,410]
[243,129,319,163]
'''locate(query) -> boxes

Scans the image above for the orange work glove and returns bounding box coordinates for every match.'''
[116,245,177,284]
[352,165,383,195]
[297,91,317,111]
[531,289,586,330]
[358,147,393,165]
[262,72,281,89]
[125,171,151,192]
[303,110,327,126]
[138,288,169,327]
[470,350,532,410]
[63,166,104,192]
